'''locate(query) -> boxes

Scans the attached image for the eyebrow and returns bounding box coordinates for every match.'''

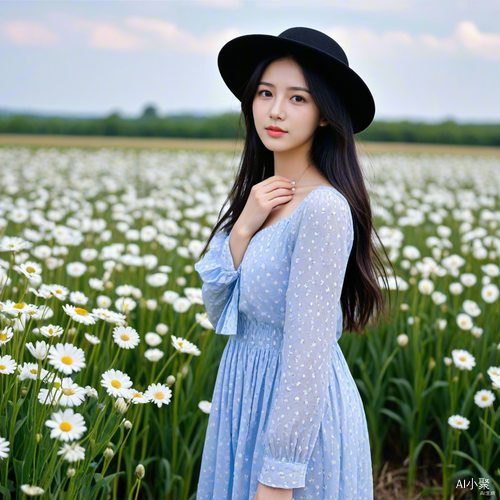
[258,81,311,94]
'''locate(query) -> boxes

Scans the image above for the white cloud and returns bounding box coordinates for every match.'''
[0,20,59,46]
[89,23,148,51]
[327,21,500,63]
[125,17,240,54]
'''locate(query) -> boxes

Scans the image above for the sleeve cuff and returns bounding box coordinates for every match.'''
[257,455,307,489]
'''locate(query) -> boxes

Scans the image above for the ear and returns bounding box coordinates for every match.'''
[319,117,329,127]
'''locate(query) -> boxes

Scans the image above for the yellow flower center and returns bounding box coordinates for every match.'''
[111,380,121,389]
[155,392,164,400]
[133,393,142,398]
[457,420,462,425]
[121,334,129,341]
[30,368,38,374]
[459,356,466,361]
[0,333,7,341]
[0,365,5,370]
[59,422,72,432]
[61,356,73,365]
[56,289,62,294]
[62,388,76,396]
[26,266,36,273]
[14,303,25,309]
[74,307,88,316]
[179,342,183,346]
[482,396,488,401]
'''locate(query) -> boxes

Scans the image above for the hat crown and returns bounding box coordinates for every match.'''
[278,27,349,67]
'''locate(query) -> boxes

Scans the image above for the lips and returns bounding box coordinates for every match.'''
[266,126,287,132]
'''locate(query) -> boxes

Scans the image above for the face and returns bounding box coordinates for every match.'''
[252,58,328,153]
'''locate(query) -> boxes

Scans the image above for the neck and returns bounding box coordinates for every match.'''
[272,140,316,182]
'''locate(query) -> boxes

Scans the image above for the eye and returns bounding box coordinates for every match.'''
[258,90,306,103]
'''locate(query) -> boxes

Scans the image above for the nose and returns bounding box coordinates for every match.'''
[269,95,286,121]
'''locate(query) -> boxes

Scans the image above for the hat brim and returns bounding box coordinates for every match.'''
[218,34,375,134]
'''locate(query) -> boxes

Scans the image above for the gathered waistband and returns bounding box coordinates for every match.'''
[227,311,284,352]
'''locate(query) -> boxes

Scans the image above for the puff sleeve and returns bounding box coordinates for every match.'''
[258,188,354,488]
[193,227,241,336]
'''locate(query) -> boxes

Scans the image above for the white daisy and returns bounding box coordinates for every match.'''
[114,296,137,314]
[48,343,86,375]
[448,414,470,430]
[144,383,172,408]
[62,304,96,325]
[84,333,100,344]
[0,236,32,252]
[198,400,212,414]
[127,389,149,404]
[144,349,164,362]
[145,332,162,347]
[26,341,49,360]
[482,283,500,303]
[54,378,87,407]
[69,291,89,306]
[0,326,14,345]
[2,301,38,320]
[0,436,10,459]
[451,349,476,371]
[112,325,140,349]
[17,261,43,280]
[491,374,500,389]
[38,388,61,406]
[20,485,45,496]
[57,442,86,463]
[40,324,64,338]
[91,308,126,324]
[474,389,495,408]
[45,408,87,442]
[49,284,70,301]
[0,355,17,375]
[456,313,473,331]
[18,362,48,381]
[462,299,481,317]
[101,369,133,398]
[85,385,98,399]
[171,335,201,356]
[66,262,87,278]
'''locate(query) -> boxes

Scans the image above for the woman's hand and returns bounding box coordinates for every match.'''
[253,481,293,500]
[233,176,295,239]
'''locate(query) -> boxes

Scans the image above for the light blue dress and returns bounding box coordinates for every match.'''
[194,186,373,500]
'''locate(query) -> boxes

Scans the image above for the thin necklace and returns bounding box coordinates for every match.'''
[291,164,311,186]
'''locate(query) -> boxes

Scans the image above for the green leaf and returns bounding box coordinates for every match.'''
[421,380,449,399]
[0,485,11,499]
[380,408,407,428]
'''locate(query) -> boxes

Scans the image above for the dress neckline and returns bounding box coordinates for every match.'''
[251,185,341,240]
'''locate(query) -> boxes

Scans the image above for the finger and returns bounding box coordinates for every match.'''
[265,187,295,203]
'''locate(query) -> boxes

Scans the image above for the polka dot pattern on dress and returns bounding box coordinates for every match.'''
[194,186,374,499]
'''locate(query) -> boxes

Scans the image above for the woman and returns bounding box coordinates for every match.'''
[194,27,396,500]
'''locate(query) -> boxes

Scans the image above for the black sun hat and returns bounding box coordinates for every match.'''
[217,26,376,134]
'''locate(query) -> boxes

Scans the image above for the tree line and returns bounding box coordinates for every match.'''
[1,106,499,146]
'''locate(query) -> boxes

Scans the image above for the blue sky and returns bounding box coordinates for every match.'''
[1,0,499,123]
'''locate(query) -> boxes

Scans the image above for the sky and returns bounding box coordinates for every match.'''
[1,0,500,123]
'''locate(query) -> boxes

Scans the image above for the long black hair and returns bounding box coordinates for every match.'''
[198,51,398,335]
